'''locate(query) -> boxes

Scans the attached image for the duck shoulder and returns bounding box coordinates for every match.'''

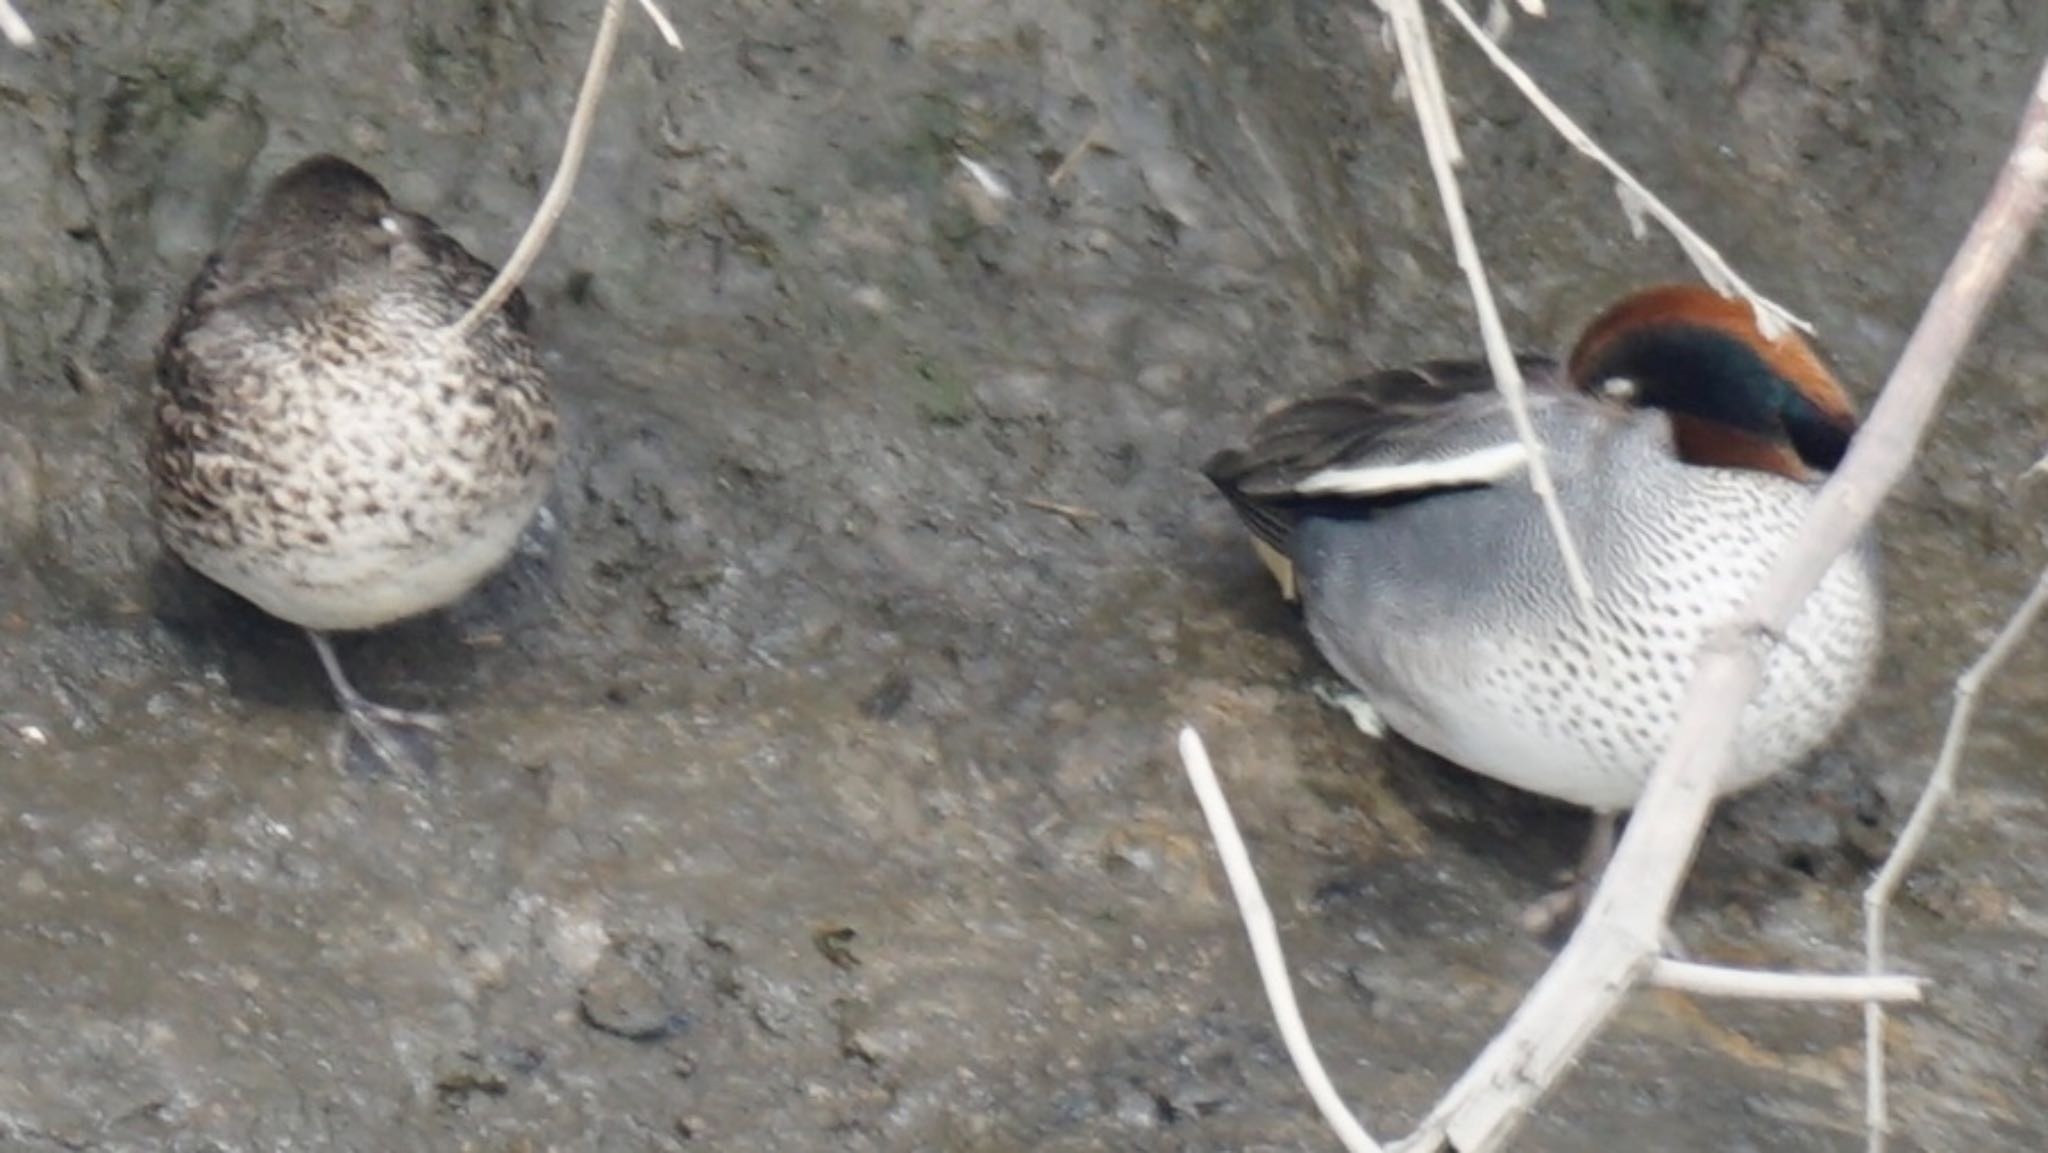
[1203,354,1563,558]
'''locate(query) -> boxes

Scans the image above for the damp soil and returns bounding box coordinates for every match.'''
[4,2,2048,1150]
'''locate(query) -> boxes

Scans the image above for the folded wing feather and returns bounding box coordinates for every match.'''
[1203,355,1564,584]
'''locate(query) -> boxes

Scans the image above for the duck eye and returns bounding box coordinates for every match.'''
[377,214,403,236]
[1598,376,1637,403]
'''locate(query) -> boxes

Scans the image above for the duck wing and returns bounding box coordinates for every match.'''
[1202,355,1565,560]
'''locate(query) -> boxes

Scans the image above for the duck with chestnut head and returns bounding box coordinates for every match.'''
[1203,285,1881,924]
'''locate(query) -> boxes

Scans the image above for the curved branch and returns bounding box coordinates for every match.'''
[450,0,683,341]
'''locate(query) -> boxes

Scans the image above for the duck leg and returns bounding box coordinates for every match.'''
[1311,679,1388,738]
[307,630,447,775]
[1519,810,1617,936]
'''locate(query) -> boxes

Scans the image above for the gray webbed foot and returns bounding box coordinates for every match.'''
[308,630,447,777]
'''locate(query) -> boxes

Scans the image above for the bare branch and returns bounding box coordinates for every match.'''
[0,0,33,47]
[633,0,683,48]
[1863,563,2048,1152]
[1372,0,1598,619]
[1648,959,1923,1005]
[1431,0,1809,340]
[1178,728,1387,1153]
[1407,50,2048,1153]
[449,0,683,342]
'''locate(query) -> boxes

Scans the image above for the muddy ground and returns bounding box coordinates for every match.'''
[3,1,2048,1149]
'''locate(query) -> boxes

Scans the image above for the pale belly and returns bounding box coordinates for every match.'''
[180,480,548,633]
[158,330,558,634]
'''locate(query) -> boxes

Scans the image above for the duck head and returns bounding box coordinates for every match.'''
[223,155,413,291]
[1566,285,1859,481]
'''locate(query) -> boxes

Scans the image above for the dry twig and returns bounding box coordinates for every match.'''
[1048,122,1106,189]
[1648,958,1922,1004]
[1018,496,1102,524]
[1183,724,1927,1153]
[450,0,682,341]
[0,1,31,48]
[1372,0,1597,618]
[631,0,683,48]
[1431,0,1809,339]
[1863,563,2048,1152]
[1178,728,1386,1153]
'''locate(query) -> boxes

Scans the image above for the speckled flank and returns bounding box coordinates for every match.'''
[1293,407,1881,812]
[149,155,559,634]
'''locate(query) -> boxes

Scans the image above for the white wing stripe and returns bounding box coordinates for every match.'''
[1292,441,1529,496]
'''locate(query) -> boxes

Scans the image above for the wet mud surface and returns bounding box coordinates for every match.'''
[4,1,2048,1149]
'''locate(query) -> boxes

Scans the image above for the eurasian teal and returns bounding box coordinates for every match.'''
[1203,285,1882,898]
[151,155,559,772]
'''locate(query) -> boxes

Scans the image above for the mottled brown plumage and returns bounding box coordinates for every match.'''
[151,154,559,770]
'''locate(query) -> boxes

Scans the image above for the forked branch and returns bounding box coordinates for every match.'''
[1863,563,2048,1152]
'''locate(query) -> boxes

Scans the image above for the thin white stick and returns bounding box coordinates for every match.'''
[1431,0,1809,340]
[633,0,683,48]
[1407,52,2048,1153]
[1649,959,1923,1005]
[0,0,33,47]
[1372,0,1598,619]
[1178,727,1387,1153]
[450,0,684,341]
[1862,563,2048,1153]
[1399,2,1463,169]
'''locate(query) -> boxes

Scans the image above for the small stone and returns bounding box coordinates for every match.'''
[579,935,691,1043]
[848,284,892,314]
[542,895,610,976]
[1135,363,1189,399]
[972,371,1057,423]
[858,670,913,720]
[1112,1085,1159,1129]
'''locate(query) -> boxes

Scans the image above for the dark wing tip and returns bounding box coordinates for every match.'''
[1201,447,1302,557]
[1200,367,1450,555]
[1199,444,1252,491]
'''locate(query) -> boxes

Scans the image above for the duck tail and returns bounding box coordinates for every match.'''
[1201,447,1297,554]
[1202,447,1308,601]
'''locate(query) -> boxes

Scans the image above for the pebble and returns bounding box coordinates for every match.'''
[579,935,692,1043]
[973,371,1058,423]
[0,419,42,546]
